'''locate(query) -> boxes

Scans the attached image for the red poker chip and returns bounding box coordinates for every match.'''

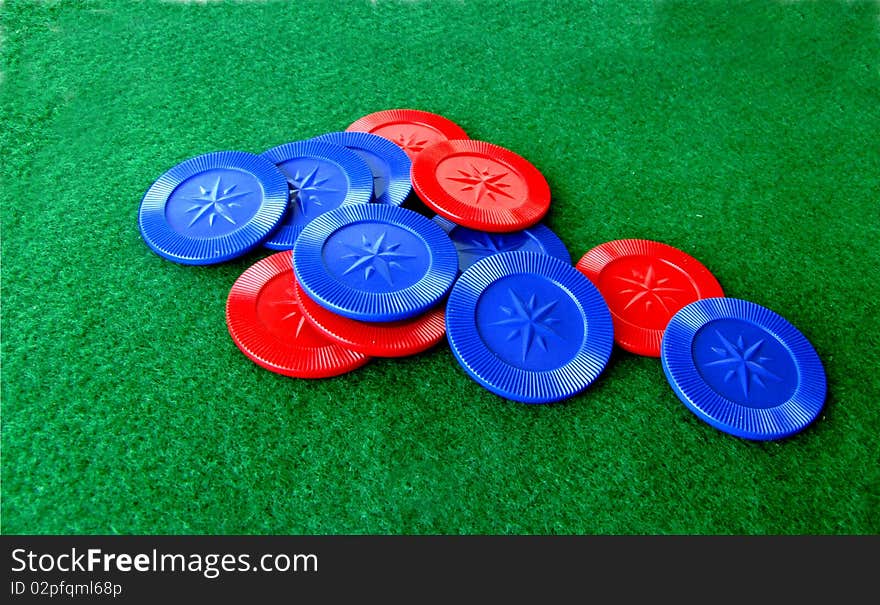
[575,239,724,357]
[226,250,370,378]
[293,277,446,357]
[410,139,550,233]
[346,109,469,161]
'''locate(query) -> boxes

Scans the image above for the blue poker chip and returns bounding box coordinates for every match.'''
[293,204,458,322]
[311,131,412,207]
[445,251,614,404]
[260,140,373,250]
[138,151,288,265]
[661,297,827,440]
[433,216,571,272]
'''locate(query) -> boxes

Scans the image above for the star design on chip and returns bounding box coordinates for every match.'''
[394,132,429,154]
[614,265,686,316]
[269,286,308,338]
[341,231,416,286]
[446,163,514,205]
[184,177,251,228]
[704,331,781,397]
[490,289,563,361]
[458,233,525,256]
[288,165,337,215]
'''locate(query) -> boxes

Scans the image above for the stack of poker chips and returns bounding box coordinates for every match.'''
[138,109,826,441]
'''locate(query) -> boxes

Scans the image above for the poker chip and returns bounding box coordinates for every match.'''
[411,139,551,233]
[260,140,373,250]
[661,297,826,440]
[293,204,458,322]
[575,239,724,357]
[433,216,571,272]
[138,151,288,265]
[225,250,370,378]
[311,131,412,207]
[346,109,469,161]
[293,277,445,357]
[445,251,614,404]
[140,108,828,439]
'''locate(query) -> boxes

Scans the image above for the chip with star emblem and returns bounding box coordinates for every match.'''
[293,204,458,322]
[661,297,826,440]
[138,151,288,265]
[411,139,551,233]
[445,251,614,404]
[576,239,724,357]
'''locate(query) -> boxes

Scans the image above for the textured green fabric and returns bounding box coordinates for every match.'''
[2,0,878,535]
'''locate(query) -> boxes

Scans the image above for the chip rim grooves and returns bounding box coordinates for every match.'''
[445,251,614,404]
[138,150,289,265]
[661,297,826,440]
[311,131,413,207]
[293,204,459,322]
[575,238,725,357]
[410,139,551,234]
[293,278,446,357]
[225,250,370,378]
[259,140,374,250]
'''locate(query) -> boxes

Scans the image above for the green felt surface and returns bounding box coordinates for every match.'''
[2,0,879,535]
